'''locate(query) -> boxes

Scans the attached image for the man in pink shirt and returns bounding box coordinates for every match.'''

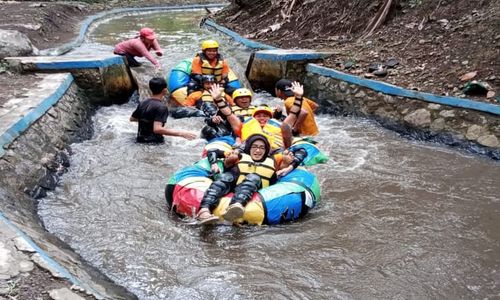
[114,27,163,68]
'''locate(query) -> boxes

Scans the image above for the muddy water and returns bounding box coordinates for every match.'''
[38,11,500,300]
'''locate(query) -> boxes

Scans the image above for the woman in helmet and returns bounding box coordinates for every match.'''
[114,27,163,68]
[197,133,307,225]
[189,40,230,92]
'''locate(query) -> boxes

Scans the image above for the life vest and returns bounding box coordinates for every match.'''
[200,90,232,106]
[231,105,256,119]
[201,90,215,103]
[236,153,276,188]
[198,53,224,82]
[241,118,283,150]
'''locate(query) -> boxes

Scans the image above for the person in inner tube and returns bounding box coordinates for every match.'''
[274,79,320,137]
[196,133,307,225]
[207,81,309,152]
[188,39,230,94]
[130,77,197,143]
[184,74,234,108]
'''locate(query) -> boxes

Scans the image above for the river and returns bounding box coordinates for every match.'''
[38,9,500,300]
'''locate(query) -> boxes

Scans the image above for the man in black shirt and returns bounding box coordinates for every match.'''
[130,77,197,143]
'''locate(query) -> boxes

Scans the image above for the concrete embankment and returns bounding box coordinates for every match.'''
[0,51,140,297]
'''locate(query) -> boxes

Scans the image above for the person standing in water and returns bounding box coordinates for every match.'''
[130,77,197,143]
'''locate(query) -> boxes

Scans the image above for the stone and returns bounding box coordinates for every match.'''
[430,118,446,131]
[459,71,477,81]
[477,135,499,147]
[49,288,85,300]
[32,253,64,278]
[0,29,35,59]
[338,81,349,92]
[465,124,484,140]
[14,237,36,253]
[428,103,442,110]
[354,91,366,98]
[439,110,456,118]
[403,109,431,127]
[382,94,396,104]
[18,260,34,273]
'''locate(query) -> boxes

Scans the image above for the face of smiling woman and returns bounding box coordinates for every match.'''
[249,139,266,161]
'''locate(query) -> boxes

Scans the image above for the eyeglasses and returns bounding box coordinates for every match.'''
[250,145,266,151]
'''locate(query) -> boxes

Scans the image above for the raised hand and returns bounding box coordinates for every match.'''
[291,81,304,98]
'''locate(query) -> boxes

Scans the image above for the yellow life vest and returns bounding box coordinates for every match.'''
[231,105,256,119]
[241,118,283,150]
[236,153,276,188]
[199,53,224,82]
[200,90,228,103]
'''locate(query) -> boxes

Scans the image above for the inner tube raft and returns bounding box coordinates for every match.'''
[165,158,321,225]
[168,58,242,107]
[165,138,328,225]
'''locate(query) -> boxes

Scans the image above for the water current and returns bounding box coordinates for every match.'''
[38,10,500,300]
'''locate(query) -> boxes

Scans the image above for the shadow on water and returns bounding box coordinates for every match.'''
[39,10,500,300]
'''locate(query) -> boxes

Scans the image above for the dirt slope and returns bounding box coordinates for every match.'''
[214,0,500,102]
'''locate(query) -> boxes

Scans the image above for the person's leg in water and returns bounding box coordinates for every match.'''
[124,53,142,67]
[222,173,262,222]
[197,172,235,225]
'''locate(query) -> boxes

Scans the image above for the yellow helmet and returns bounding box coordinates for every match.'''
[252,105,273,117]
[232,88,253,100]
[201,40,219,50]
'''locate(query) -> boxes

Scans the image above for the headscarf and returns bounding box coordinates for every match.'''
[243,134,271,162]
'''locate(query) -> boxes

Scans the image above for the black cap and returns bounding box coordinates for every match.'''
[275,79,293,91]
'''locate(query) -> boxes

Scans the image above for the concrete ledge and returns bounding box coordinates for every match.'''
[0,73,73,158]
[5,55,135,105]
[254,49,334,61]
[247,50,334,92]
[6,55,126,71]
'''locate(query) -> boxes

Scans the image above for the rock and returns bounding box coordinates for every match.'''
[354,91,366,98]
[430,118,446,131]
[18,260,34,273]
[31,253,64,278]
[477,135,499,147]
[343,60,354,69]
[459,71,477,81]
[0,29,36,59]
[14,237,36,253]
[486,90,495,98]
[461,60,469,65]
[418,39,426,44]
[364,73,375,78]
[368,62,383,72]
[49,288,85,300]
[385,58,399,68]
[466,124,484,140]
[373,67,388,77]
[428,103,442,110]
[403,109,431,127]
